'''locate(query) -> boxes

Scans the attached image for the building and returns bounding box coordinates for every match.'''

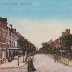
[49,29,71,51]
[62,29,70,36]
[0,17,23,64]
[0,17,8,64]
[53,38,61,49]
[7,25,21,61]
[52,29,71,49]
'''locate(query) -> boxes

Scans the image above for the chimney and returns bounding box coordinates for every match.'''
[15,29,16,32]
[14,29,16,33]
[10,24,12,29]
[2,18,7,23]
[65,29,70,35]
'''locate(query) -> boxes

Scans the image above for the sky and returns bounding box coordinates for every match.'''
[0,0,72,48]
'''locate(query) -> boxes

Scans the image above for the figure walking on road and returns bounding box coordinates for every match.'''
[54,54,59,63]
[27,52,36,72]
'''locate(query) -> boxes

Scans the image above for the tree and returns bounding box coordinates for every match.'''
[17,36,25,48]
[17,36,36,54]
[60,34,72,58]
[60,35,72,50]
[40,42,52,54]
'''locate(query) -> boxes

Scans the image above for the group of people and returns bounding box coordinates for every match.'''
[26,51,36,72]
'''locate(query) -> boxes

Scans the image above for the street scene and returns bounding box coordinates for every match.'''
[0,54,72,72]
[0,0,72,72]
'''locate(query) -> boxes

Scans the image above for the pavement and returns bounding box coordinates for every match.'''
[0,54,72,72]
[0,56,25,69]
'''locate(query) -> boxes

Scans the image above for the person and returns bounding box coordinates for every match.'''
[27,52,36,72]
[54,54,58,63]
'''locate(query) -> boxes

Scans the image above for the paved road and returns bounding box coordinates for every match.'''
[34,54,72,72]
[0,54,72,72]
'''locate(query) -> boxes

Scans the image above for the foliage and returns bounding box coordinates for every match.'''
[60,34,72,51]
[40,42,52,54]
[17,36,36,54]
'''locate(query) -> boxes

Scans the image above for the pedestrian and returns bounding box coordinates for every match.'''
[27,52,36,72]
[54,54,57,62]
[54,54,58,63]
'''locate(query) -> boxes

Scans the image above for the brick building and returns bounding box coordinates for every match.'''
[0,17,22,64]
[7,25,21,61]
[8,25,19,48]
[53,38,61,49]
[0,17,8,64]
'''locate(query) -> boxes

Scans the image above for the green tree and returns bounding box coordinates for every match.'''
[41,42,52,54]
[60,35,72,51]
[60,34,72,58]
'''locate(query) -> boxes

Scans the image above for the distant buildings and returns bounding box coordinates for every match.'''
[41,29,72,54]
[48,29,72,50]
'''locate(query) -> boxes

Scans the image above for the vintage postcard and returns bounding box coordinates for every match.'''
[0,0,72,72]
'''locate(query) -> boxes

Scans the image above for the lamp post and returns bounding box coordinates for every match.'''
[18,51,19,66]
[23,49,25,63]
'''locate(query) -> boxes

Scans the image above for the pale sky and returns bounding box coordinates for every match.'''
[8,18,72,48]
[0,0,72,48]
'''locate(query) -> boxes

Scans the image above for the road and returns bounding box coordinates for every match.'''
[0,54,72,72]
[34,54,72,72]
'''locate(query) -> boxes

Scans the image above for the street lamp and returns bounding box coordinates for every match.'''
[23,49,25,63]
[18,51,19,66]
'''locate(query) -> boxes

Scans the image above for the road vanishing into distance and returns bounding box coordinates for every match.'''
[0,54,72,72]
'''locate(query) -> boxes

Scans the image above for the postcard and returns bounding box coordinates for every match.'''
[0,0,72,72]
